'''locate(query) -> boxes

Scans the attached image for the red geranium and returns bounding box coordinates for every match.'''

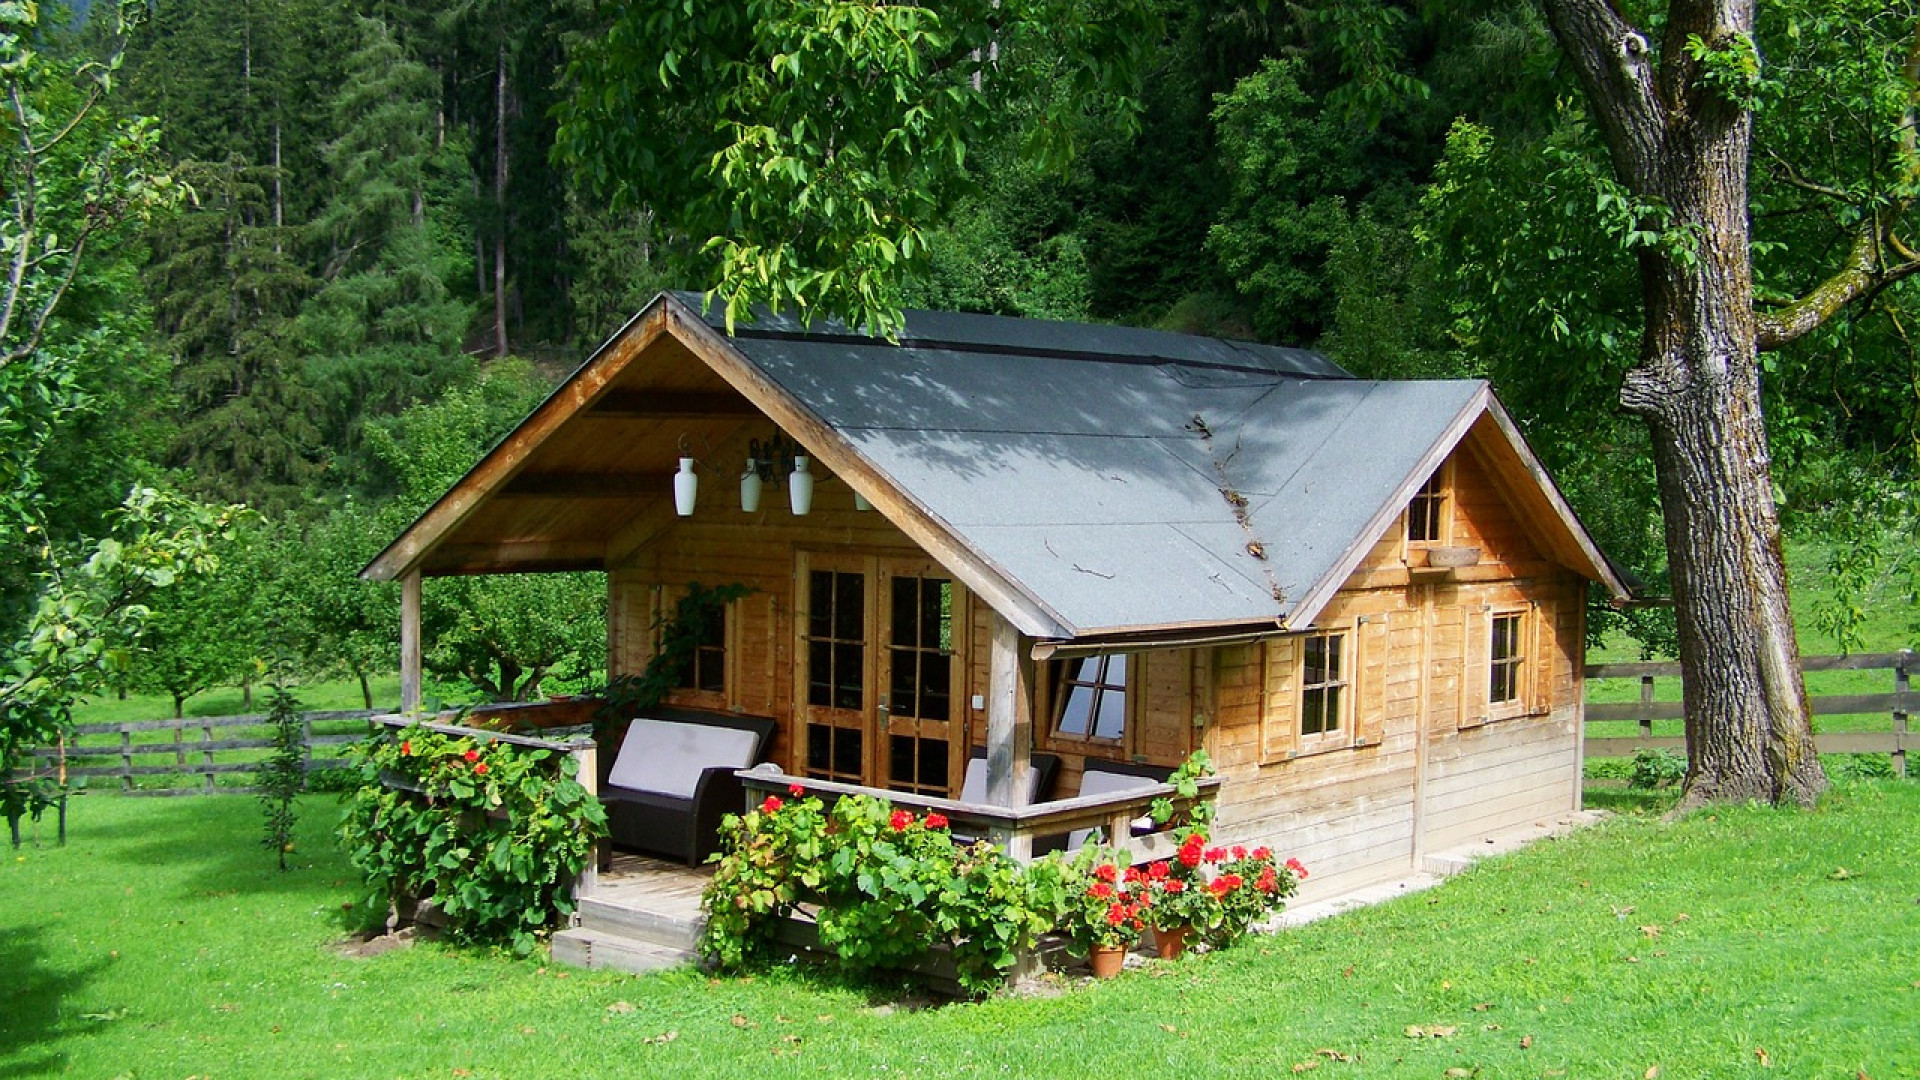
[924,812,949,830]
[1105,903,1128,926]
[1177,835,1205,868]
[1231,845,1248,859]
[1204,847,1227,863]
[1089,881,1115,900]
[400,740,411,756]
[1251,846,1272,861]
[788,783,806,797]
[1093,863,1119,884]
[474,762,488,776]
[1147,861,1170,880]
[1123,866,1144,884]
[462,748,480,763]
[761,795,783,814]
[889,809,913,831]
[1163,879,1185,894]
[1256,866,1277,893]
[1285,857,1309,880]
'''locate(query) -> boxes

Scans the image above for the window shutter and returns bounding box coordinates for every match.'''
[1355,615,1389,747]
[1461,605,1490,728]
[1260,638,1297,762]
[1529,600,1549,715]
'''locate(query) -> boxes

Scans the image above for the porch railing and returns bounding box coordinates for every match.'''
[737,764,1222,864]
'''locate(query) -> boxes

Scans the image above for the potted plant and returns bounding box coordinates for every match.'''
[1053,846,1150,977]
[1142,835,1219,959]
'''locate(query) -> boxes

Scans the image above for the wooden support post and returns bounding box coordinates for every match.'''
[572,740,600,902]
[1638,675,1655,741]
[1894,650,1910,780]
[986,611,1036,861]
[400,570,423,714]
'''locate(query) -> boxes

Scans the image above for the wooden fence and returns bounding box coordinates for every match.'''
[16,710,380,795]
[1584,650,1912,777]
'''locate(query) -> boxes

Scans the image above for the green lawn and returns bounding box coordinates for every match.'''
[6,787,1917,1078]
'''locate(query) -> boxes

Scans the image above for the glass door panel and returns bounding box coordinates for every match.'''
[880,569,958,797]
[801,564,867,783]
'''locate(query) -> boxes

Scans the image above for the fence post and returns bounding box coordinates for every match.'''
[202,721,216,793]
[119,725,132,793]
[1895,650,1911,780]
[1638,675,1655,742]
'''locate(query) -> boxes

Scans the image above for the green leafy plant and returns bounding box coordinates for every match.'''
[1629,747,1689,790]
[1050,845,1151,954]
[701,785,1050,994]
[1139,833,1304,949]
[339,723,607,953]
[256,674,306,870]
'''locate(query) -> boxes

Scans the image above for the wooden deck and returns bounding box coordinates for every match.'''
[551,852,712,974]
[592,852,712,921]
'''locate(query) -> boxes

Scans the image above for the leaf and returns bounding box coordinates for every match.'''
[606,1001,636,1015]
[1645,1066,1660,1079]
[1755,1048,1771,1067]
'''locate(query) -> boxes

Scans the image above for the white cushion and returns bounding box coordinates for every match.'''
[1067,766,1160,850]
[607,717,758,800]
[958,756,1046,805]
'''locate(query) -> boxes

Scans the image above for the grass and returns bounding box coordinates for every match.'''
[6,787,1918,1078]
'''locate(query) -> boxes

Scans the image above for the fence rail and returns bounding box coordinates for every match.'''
[1584,650,1911,776]
[14,709,381,795]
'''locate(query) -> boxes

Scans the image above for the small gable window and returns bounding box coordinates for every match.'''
[1053,654,1128,742]
[1407,467,1447,544]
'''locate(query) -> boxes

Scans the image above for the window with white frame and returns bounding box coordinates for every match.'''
[1052,654,1128,742]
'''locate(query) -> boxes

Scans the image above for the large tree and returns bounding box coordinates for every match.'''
[1532,0,1920,807]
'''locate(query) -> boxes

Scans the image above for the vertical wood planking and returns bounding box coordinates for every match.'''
[400,570,423,713]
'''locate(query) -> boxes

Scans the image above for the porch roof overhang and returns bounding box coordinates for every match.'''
[362,292,1632,645]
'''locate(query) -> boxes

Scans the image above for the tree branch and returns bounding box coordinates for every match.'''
[1756,219,1920,349]
[1540,0,1667,189]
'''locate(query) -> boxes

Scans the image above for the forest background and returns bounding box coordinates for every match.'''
[4,0,1915,724]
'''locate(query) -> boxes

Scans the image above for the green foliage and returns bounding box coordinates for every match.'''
[339,722,607,953]
[556,0,1160,337]
[701,787,1050,994]
[256,673,305,870]
[1628,747,1688,791]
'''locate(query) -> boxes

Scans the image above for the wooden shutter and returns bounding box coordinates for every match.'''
[1260,637,1298,762]
[1460,604,1490,728]
[1355,614,1390,747]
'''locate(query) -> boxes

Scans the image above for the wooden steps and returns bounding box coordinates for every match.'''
[549,854,709,975]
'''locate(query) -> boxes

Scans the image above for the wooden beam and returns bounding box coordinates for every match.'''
[985,611,1037,860]
[422,540,609,576]
[401,571,422,713]
[585,390,758,419]
[498,472,672,499]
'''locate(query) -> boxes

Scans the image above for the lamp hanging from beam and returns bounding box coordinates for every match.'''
[674,457,698,516]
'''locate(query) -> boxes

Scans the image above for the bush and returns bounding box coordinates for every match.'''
[339,724,607,953]
[1629,747,1688,790]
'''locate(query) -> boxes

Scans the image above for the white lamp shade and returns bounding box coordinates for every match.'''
[789,455,814,516]
[740,462,762,513]
[674,457,698,516]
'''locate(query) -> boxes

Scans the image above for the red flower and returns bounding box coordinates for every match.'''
[924,812,950,830]
[1094,863,1119,884]
[1178,835,1205,869]
[889,809,913,831]
[761,795,783,814]
[1147,861,1170,880]
[462,748,479,763]
[399,740,411,756]
[1285,857,1309,880]
[1204,847,1227,863]
[474,763,489,776]
[788,783,806,797]
[1208,877,1232,898]
[1163,879,1185,894]
[1256,867,1277,893]
[1122,866,1144,884]
[1251,846,1272,861]
[1089,882,1115,900]
[1106,903,1128,926]
[1231,845,1248,860]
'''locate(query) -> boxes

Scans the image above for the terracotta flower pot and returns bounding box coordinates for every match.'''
[1088,944,1127,979]
[1153,924,1189,960]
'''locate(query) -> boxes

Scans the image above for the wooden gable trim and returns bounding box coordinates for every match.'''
[1470,398,1634,603]
[359,301,673,582]
[657,299,1075,642]
[1282,384,1492,632]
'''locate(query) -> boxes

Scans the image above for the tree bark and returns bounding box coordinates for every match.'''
[492,40,511,359]
[1543,0,1826,807]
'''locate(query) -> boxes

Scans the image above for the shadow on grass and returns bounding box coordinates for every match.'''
[68,793,357,908]
[0,925,105,1078]
[1583,785,1682,816]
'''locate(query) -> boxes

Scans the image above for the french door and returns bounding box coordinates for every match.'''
[796,553,963,796]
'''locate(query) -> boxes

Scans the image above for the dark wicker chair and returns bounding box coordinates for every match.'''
[598,707,777,866]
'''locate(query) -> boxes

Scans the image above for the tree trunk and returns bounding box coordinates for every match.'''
[358,670,373,711]
[492,40,511,359]
[1543,0,1826,808]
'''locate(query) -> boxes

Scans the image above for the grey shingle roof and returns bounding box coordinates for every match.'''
[684,295,1487,637]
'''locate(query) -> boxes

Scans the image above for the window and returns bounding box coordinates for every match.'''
[1053,654,1128,741]
[1300,631,1347,738]
[1407,468,1447,543]
[1489,611,1526,707]
[678,608,727,694]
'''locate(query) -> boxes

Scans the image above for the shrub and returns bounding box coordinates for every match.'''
[1629,747,1688,790]
[340,724,607,953]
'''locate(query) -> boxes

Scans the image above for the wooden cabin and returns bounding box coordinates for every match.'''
[364,291,1631,899]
